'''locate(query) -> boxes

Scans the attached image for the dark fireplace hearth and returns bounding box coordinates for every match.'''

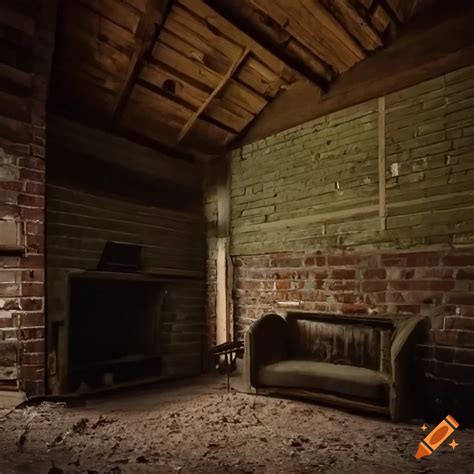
[67,275,166,391]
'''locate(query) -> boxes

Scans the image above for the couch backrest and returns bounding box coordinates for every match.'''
[286,313,394,373]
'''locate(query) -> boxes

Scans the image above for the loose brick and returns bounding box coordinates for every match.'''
[276,280,291,290]
[19,311,44,327]
[362,281,387,292]
[25,181,44,195]
[19,298,43,311]
[18,194,44,208]
[363,269,386,280]
[22,283,43,297]
[19,168,44,183]
[331,269,356,279]
[18,157,45,171]
[21,255,44,268]
[22,269,44,282]
[20,207,44,221]
[0,180,24,192]
[20,327,44,340]
[22,339,45,353]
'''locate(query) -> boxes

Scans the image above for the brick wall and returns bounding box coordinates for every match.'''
[206,64,474,420]
[0,0,57,396]
[233,249,474,420]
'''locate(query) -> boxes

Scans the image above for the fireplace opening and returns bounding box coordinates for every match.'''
[67,275,165,391]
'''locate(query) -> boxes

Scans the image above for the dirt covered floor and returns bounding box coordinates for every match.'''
[1,376,473,473]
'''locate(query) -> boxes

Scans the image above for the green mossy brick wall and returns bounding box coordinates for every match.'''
[207,64,474,421]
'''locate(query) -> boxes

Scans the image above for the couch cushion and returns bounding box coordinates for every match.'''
[257,360,390,402]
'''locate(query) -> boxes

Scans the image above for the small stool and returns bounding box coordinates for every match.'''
[210,341,244,391]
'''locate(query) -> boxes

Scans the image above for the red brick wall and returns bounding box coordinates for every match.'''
[0,0,57,396]
[233,249,474,421]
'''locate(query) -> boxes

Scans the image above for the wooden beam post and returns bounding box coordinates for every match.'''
[378,96,386,231]
[215,155,232,344]
[177,47,250,143]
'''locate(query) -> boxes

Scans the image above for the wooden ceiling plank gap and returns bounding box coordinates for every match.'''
[177,47,250,142]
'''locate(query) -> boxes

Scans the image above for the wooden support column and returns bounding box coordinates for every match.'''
[378,96,386,231]
[215,155,233,344]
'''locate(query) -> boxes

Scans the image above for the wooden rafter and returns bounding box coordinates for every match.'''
[203,0,330,90]
[177,47,250,143]
[113,0,170,121]
[179,0,317,89]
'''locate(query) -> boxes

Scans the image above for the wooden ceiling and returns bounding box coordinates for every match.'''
[50,0,437,155]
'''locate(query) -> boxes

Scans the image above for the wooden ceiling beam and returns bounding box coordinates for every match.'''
[238,0,474,146]
[113,0,170,122]
[179,0,323,91]
[201,0,329,90]
[177,47,250,142]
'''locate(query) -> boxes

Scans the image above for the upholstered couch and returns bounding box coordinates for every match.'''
[244,312,424,421]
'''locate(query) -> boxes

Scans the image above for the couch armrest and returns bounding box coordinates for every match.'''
[244,313,289,390]
[389,316,425,421]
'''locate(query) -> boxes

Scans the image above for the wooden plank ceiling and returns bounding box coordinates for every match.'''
[49,0,437,155]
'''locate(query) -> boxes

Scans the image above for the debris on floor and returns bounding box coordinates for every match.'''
[0,377,473,473]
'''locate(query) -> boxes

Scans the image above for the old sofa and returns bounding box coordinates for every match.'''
[244,312,424,421]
